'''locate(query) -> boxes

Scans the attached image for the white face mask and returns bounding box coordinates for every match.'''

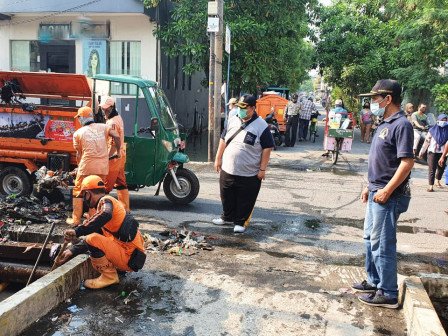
[370,97,387,117]
[437,120,448,127]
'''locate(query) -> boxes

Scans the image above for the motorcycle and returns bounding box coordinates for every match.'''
[265,112,282,149]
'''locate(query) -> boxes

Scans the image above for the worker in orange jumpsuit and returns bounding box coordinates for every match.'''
[62,175,146,289]
[100,96,130,212]
[66,107,121,226]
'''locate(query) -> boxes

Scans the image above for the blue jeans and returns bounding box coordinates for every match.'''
[363,191,411,298]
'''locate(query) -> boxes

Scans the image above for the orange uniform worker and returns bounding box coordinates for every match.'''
[66,107,121,225]
[62,176,146,289]
[100,96,130,212]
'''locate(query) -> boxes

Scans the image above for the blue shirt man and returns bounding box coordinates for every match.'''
[353,79,414,309]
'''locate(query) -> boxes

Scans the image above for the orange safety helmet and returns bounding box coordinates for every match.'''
[75,106,94,119]
[80,175,106,193]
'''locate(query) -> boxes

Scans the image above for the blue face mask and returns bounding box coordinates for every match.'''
[370,97,387,117]
[437,120,448,127]
[237,107,247,119]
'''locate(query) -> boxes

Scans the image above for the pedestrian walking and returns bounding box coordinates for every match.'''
[419,114,448,191]
[213,95,274,233]
[100,96,130,212]
[62,176,146,289]
[66,106,121,225]
[353,79,414,309]
[359,101,375,143]
[411,104,428,155]
[439,141,448,215]
[283,94,301,147]
[298,97,316,141]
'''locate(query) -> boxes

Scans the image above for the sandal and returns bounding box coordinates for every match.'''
[427,188,434,192]
[366,141,370,144]
[360,140,364,143]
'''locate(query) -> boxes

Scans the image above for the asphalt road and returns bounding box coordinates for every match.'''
[21,106,448,336]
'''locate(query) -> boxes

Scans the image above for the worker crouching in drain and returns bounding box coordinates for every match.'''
[61,175,146,289]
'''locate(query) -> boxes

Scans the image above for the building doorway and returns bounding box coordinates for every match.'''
[39,42,75,73]
[39,42,76,106]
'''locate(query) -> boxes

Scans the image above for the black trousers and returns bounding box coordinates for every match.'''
[219,170,262,227]
[285,115,298,146]
[299,118,310,140]
[427,152,447,185]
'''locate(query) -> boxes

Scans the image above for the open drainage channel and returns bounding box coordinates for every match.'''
[0,194,95,336]
[402,273,448,335]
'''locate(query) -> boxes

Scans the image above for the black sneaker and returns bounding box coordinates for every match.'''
[351,280,377,293]
[358,289,399,309]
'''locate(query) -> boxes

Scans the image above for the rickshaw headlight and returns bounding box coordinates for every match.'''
[162,140,173,152]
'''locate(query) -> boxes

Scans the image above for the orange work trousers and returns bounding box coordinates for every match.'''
[105,157,127,193]
[86,233,132,272]
[73,174,107,196]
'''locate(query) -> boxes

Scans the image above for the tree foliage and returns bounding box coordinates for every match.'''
[315,0,448,110]
[143,0,317,93]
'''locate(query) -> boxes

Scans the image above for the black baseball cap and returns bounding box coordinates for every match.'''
[359,79,402,97]
[236,95,257,108]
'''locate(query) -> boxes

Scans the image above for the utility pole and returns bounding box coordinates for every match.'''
[207,1,219,162]
[208,33,215,162]
[213,0,223,157]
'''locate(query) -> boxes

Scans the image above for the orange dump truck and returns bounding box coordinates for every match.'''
[0,71,87,196]
[255,93,288,133]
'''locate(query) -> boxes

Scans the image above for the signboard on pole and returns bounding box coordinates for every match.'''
[207,17,219,33]
[225,24,231,54]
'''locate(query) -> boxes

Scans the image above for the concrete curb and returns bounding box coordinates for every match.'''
[0,255,93,336]
[402,276,447,336]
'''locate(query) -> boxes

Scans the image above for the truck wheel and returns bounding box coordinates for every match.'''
[163,168,200,204]
[0,166,32,197]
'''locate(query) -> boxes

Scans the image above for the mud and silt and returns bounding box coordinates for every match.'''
[17,218,412,336]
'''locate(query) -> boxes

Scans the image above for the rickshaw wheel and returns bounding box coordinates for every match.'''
[163,168,200,204]
[331,138,341,165]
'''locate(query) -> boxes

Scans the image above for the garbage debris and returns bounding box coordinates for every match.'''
[67,305,82,313]
[0,194,69,243]
[123,289,140,305]
[0,194,68,225]
[143,227,214,256]
[35,166,75,193]
[319,287,356,297]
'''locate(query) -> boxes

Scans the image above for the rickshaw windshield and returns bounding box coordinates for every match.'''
[148,86,177,130]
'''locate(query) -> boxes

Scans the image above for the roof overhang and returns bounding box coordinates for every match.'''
[0,0,148,16]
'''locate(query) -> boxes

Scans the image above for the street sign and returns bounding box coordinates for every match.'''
[207,17,219,33]
[225,24,231,54]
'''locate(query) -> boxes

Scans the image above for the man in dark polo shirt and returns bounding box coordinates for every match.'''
[352,80,414,308]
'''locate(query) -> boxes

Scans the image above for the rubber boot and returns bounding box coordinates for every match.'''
[117,189,130,212]
[84,256,119,289]
[66,197,83,226]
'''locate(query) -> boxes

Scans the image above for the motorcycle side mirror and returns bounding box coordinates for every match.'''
[150,117,160,132]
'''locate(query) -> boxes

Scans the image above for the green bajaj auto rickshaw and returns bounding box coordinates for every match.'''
[92,74,199,204]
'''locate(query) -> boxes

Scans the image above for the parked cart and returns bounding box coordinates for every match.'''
[323,111,355,165]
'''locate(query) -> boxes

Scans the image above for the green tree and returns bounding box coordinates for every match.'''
[143,0,317,93]
[315,0,448,109]
[432,84,448,113]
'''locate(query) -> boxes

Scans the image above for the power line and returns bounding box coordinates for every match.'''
[0,0,103,28]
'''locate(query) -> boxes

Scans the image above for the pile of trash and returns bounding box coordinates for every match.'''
[0,195,68,226]
[35,166,75,193]
[143,228,215,256]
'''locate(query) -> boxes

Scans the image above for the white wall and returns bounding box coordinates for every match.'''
[0,13,156,78]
